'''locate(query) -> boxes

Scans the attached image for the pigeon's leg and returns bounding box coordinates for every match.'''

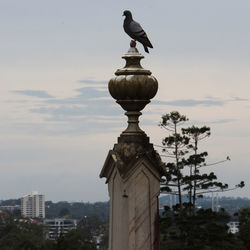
[130,40,137,48]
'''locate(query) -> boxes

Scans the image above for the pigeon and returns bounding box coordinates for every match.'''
[123,10,153,53]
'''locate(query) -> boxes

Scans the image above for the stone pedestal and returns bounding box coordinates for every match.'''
[100,45,165,250]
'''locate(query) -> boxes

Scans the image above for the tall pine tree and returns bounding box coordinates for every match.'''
[159,111,244,211]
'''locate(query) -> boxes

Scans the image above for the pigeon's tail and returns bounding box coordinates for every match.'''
[143,45,149,53]
[141,37,152,52]
[147,39,153,49]
[142,36,153,49]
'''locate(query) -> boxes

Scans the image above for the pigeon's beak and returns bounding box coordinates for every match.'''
[122,13,125,16]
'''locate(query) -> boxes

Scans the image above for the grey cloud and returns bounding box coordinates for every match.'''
[206,119,237,124]
[0,120,123,136]
[29,86,122,127]
[78,79,108,85]
[189,119,237,126]
[13,90,54,98]
[152,99,225,107]
[31,102,121,120]
[31,105,89,116]
[152,96,248,107]
[11,83,248,135]
[47,87,109,105]
[231,97,248,102]
[9,83,124,135]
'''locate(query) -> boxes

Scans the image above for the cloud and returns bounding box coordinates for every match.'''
[12,90,54,98]
[10,83,248,136]
[78,79,108,85]
[30,105,88,116]
[28,86,122,130]
[209,119,237,124]
[152,96,248,107]
[46,87,109,105]
[10,83,124,135]
[153,99,225,107]
[190,119,237,125]
[231,97,248,102]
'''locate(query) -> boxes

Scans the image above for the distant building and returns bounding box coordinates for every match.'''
[227,221,239,234]
[44,218,77,240]
[21,191,45,218]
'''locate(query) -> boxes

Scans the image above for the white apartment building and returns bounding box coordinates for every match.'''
[21,191,45,218]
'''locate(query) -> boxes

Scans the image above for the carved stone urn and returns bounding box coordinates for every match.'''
[108,46,158,139]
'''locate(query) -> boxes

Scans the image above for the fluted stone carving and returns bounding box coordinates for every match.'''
[108,46,158,138]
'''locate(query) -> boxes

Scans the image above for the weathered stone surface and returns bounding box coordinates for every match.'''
[100,137,165,250]
[103,153,163,250]
[100,139,165,181]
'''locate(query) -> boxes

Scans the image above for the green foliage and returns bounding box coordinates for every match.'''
[0,201,108,249]
[99,230,109,250]
[160,196,250,215]
[161,111,188,126]
[0,213,46,250]
[159,111,190,208]
[0,213,98,250]
[159,111,246,249]
[160,208,245,250]
[58,208,70,217]
[182,125,231,208]
[55,230,96,250]
[45,201,109,221]
[239,208,250,249]
[0,199,21,206]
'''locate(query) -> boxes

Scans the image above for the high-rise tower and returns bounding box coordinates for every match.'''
[21,191,45,218]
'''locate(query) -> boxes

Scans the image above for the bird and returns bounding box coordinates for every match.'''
[123,10,153,53]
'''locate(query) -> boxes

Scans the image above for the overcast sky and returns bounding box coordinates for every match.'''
[0,0,249,202]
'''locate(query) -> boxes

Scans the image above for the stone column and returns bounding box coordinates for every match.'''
[100,45,165,250]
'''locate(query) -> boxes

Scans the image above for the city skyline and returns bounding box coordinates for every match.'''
[0,0,249,201]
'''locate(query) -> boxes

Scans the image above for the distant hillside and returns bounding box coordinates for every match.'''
[159,195,250,213]
[0,199,21,206]
[2,196,250,218]
[45,201,109,221]
[0,199,109,221]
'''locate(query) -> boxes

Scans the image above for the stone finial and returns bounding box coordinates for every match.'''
[108,46,158,139]
[100,47,165,250]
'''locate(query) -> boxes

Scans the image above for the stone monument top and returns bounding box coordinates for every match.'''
[100,43,165,181]
[100,44,165,250]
